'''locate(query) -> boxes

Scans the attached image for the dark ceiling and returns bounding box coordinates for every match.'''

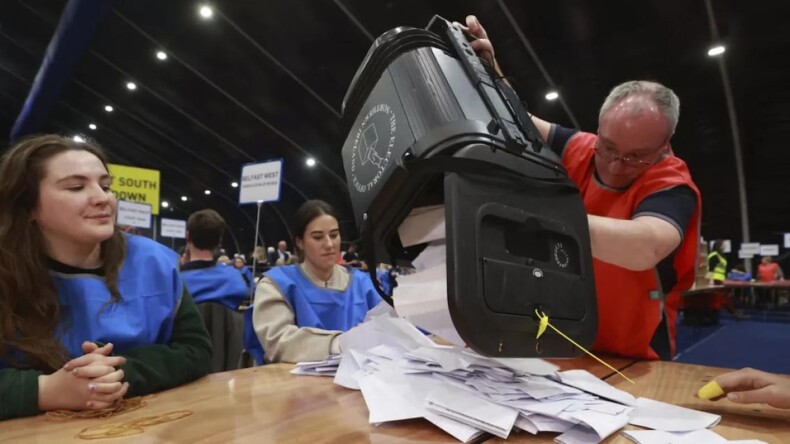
[1,0,789,255]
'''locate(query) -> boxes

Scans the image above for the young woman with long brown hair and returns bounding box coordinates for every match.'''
[0,135,211,420]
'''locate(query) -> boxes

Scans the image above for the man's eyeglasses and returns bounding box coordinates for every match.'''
[594,142,670,167]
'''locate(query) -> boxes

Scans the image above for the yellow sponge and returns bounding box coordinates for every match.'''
[698,380,725,400]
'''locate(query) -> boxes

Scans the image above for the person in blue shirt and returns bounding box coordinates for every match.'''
[0,134,211,420]
[727,263,752,281]
[233,255,254,288]
[727,262,755,307]
[252,200,383,363]
[181,209,250,309]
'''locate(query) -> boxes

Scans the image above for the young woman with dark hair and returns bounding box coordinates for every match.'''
[252,199,383,363]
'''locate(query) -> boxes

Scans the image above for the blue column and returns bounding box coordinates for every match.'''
[11,0,116,140]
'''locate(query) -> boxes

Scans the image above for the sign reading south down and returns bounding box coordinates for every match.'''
[108,164,161,215]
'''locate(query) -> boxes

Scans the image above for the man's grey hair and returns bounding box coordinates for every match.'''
[599,81,680,136]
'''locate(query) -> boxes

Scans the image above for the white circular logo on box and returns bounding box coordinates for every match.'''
[350,103,396,193]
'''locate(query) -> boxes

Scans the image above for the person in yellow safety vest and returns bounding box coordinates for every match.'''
[707,240,728,284]
[706,240,745,320]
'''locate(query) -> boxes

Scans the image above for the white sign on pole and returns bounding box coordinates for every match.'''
[710,240,732,253]
[239,160,283,204]
[160,218,186,239]
[785,233,790,249]
[759,244,779,256]
[738,250,754,259]
[116,200,152,229]
[740,243,760,255]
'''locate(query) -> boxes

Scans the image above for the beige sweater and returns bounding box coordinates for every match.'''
[252,263,350,363]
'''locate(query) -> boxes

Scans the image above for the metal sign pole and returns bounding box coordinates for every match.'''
[250,201,263,298]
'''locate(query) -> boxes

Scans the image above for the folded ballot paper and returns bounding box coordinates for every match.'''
[622,429,767,444]
[392,206,464,347]
[290,354,342,376]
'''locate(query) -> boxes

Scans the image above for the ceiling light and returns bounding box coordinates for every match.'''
[88,123,97,130]
[72,135,85,143]
[231,181,239,188]
[181,196,188,202]
[156,51,168,61]
[199,5,213,19]
[104,105,114,112]
[707,45,725,57]
[306,158,316,167]
[545,91,559,101]
[204,190,211,195]
[162,201,170,208]
[126,82,137,91]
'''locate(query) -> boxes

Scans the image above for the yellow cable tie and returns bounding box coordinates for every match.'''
[535,309,635,384]
[537,312,549,338]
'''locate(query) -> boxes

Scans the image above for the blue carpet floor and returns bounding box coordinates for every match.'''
[675,318,790,373]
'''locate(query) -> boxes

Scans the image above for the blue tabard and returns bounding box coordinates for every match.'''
[376,269,393,296]
[240,266,254,288]
[51,234,181,359]
[265,265,382,331]
[182,264,249,310]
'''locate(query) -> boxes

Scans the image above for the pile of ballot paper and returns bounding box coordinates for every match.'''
[292,315,763,444]
[291,209,763,443]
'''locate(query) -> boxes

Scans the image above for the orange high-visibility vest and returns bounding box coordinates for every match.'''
[562,133,701,359]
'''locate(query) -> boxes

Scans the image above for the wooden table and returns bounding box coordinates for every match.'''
[608,361,790,443]
[11,358,783,444]
[0,355,635,444]
[547,354,638,380]
[0,364,466,444]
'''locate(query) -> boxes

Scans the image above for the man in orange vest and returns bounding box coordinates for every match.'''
[756,255,784,308]
[462,15,701,360]
[758,256,784,282]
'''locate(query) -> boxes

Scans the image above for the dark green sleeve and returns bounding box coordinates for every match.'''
[119,288,212,397]
[0,368,43,420]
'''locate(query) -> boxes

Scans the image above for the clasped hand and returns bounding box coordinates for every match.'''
[38,341,128,411]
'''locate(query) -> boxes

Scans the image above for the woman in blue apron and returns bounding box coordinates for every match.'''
[252,200,383,363]
[0,135,211,420]
[233,255,255,289]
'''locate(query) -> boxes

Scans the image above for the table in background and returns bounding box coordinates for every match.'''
[725,280,790,308]
[683,280,790,308]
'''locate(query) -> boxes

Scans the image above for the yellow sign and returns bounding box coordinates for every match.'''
[108,164,161,215]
